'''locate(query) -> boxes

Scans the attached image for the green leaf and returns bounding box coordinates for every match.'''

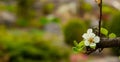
[100,28,108,36]
[72,47,79,52]
[78,46,85,52]
[109,33,116,38]
[78,40,84,48]
[73,40,85,53]
[73,40,78,46]
[72,46,85,53]
[77,41,85,52]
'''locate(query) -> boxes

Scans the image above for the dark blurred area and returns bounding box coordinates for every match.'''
[0,0,120,62]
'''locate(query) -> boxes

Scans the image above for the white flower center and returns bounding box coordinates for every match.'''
[88,37,94,43]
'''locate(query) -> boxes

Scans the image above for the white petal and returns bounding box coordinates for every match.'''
[90,43,96,47]
[94,36,100,43]
[82,33,89,39]
[87,29,93,33]
[84,40,90,46]
[88,33,95,38]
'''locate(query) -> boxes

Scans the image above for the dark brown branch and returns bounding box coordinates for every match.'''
[85,37,120,55]
[98,0,102,36]
[97,37,120,48]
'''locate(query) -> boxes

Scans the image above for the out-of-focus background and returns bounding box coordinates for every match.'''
[0,0,120,62]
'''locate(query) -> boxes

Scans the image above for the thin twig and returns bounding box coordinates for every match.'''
[98,0,102,37]
[98,0,103,52]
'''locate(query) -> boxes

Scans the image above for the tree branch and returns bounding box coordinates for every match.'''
[85,37,120,55]
[98,0,102,36]
[97,37,120,48]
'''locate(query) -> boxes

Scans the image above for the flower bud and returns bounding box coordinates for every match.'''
[95,0,101,4]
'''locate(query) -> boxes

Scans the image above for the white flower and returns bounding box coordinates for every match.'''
[82,29,100,47]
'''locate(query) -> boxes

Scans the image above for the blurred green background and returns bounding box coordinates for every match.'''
[0,0,120,62]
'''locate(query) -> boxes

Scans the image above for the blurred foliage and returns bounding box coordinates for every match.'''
[63,18,87,46]
[17,0,35,20]
[16,18,29,27]
[42,3,55,15]
[16,16,60,27]
[102,5,117,14]
[109,12,120,36]
[81,3,92,12]
[78,0,92,16]
[0,26,70,62]
[0,5,16,12]
[107,12,120,56]
[102,5,118,29]
[6,5,16,12]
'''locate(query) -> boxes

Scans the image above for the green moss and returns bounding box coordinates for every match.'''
[63,18,87,46]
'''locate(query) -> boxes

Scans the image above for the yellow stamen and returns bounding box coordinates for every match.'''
[89,38,94,43]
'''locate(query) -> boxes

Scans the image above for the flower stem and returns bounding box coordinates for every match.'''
[98,0,102,37]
